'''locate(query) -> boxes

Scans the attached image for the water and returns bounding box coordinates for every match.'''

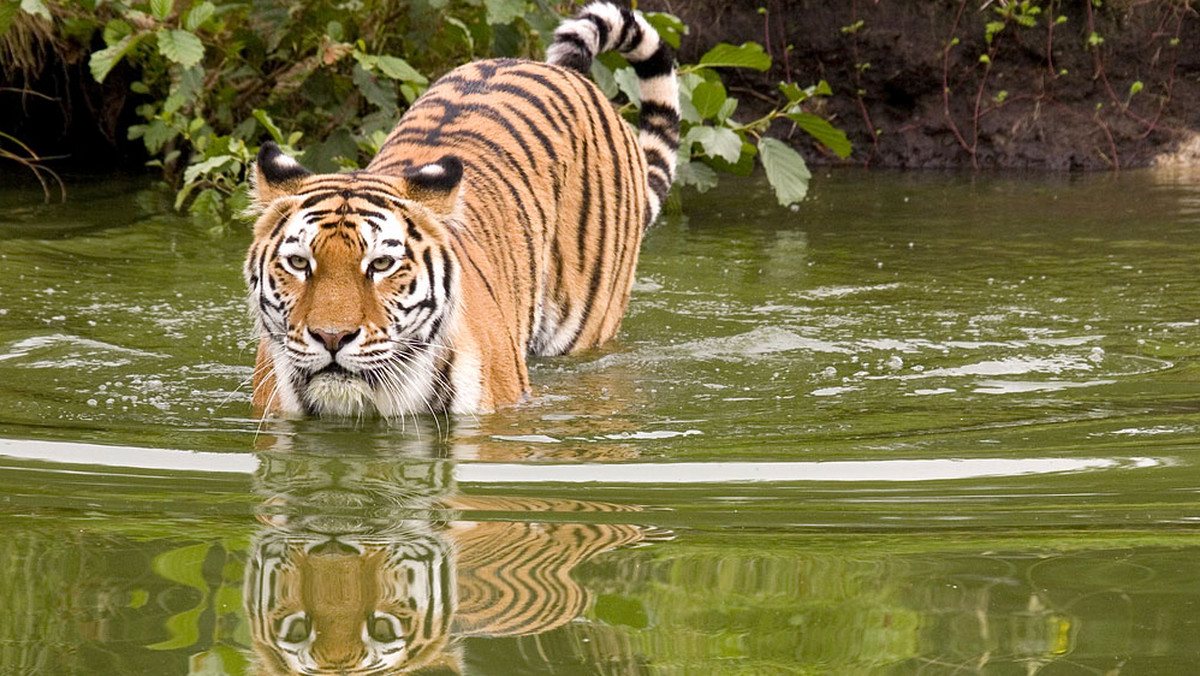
[2,169,1200,674]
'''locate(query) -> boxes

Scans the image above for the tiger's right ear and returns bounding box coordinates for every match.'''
[251,142,310,209]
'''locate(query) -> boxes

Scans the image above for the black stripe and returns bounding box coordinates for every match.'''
[552,33,592,73]
[616,9,637,51]
[648,171,670,200]
[567,79,622,352]
[489,82,565,134]
[631,43,674,79]
[584,14,609,51]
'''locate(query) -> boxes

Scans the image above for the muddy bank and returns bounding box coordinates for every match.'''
[649,0,1200,169]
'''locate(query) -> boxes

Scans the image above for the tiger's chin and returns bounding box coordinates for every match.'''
[304,370,377,418]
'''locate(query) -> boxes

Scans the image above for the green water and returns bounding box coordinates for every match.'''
[2,169,1200,674]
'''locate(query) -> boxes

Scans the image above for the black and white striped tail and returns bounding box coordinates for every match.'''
[547,2,680,221]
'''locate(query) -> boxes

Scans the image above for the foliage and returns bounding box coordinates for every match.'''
[594,33,850,207]
[924,0,1189,169]
[4,0,849,225]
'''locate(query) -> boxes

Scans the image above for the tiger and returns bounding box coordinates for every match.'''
[244,2,680,417]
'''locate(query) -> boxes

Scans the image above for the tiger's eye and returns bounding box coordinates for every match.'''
[281,615,311,643]
[369,615,399,642]
[286,255,309,271]
[369,256,395,273]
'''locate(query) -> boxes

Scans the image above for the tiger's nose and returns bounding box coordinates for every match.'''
[309,328,360,353]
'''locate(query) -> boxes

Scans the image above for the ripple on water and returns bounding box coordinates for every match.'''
[0,334,165,368]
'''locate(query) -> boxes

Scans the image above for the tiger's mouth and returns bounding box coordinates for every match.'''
[310,362,355,379]
[303,364,376,416]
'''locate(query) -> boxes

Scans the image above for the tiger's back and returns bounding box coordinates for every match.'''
[245,2,678,416]
[368,57,650,361]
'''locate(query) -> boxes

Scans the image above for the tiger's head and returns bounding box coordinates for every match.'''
[245,143,465,417]
[246,531,457,675]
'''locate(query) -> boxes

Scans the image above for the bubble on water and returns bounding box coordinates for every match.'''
[105,398,115,405]
[885,355,904,371]
[86,399,97,407]
[821,366,837,378]
[1088,347,1105,363]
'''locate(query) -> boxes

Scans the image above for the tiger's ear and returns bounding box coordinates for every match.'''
[251,142,311,209]
[402,155,463,216]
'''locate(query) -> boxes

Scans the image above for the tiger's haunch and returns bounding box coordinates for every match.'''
[243,2,679,417]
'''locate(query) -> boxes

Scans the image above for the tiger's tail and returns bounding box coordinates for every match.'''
[546,2,680,221]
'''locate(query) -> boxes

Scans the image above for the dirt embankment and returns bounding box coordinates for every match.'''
[648,0,1200,170]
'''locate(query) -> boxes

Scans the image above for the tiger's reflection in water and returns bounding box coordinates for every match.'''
[246,436,657,675]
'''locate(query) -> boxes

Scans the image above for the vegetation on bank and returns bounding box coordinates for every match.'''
[0,0,850,222]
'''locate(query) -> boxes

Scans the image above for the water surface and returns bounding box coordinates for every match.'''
[2,169,1200,674]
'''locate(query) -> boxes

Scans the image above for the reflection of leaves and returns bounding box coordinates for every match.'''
[594,594,650,629]
[148,603,205,650]
[153,542,211,589]
[148,543,212,651]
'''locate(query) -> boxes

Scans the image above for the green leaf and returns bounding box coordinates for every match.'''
[140,118,177,154]
[158,29,205,67]
[89,34,143,83]
[485,0,525,25]
[374,55,427,84]
[590,60,618,99]
[252,109,284,144]
[786,112,852,159]
[644,11,685,49]
[705,140,757,176]
[445,16,474,54]
[19,0,50,21]
[613,66,641,106]
[758,137,811,206]
[150,0,172,21]
[184,1,215,32]
[687,125,742,164]
[676,159,718,193]
[715,97,737,124]
[103,19,133,46]
[690,80,726,120]
[352,64,398,115]
[0,3,22,38]
[698,42,771,71]
[779,81,805,103]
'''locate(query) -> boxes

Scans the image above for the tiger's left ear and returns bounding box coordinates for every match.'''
[402,155,463,216]
[251,142,311,210]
